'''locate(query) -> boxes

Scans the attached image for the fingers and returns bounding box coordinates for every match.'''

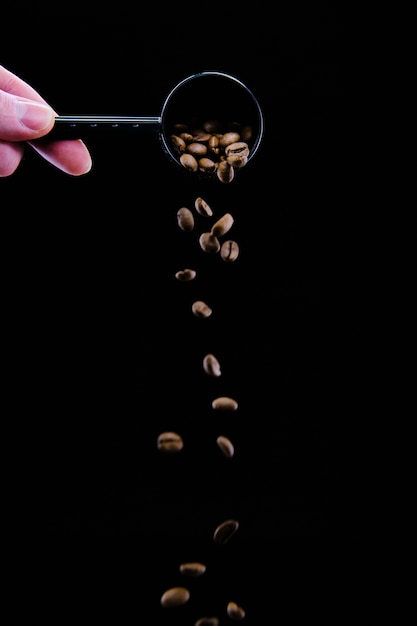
[0,65,56,141]
[0,64,50,103]
[0,136,93,177]
[0,140,25,177]
[0,65,93,177]
[29,138,92,176]
[0,92,56,141]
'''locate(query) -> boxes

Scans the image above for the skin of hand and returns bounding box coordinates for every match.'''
[0,64,92,177]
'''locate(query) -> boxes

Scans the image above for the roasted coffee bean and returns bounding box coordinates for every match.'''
[175,268,197,281]
[186,142,208,157]
[169,134,186,154]
[213,519,239,544]
[226,153,248,169]
[195,618,219,626]
[179,562,207,576]
[192,300,212,318]
[211,213,234,237]
[217,160,234,184]
[225,142,249,169]
[180,152,199,172]
[199,232,220,254]
[220,239,239,262]
[180,131,194,143]
[224,142,250,158]
[157,432,184,453]
[160,586,190,608]
[195,197,213,217]
[219,131,241,148]
[203,353,221,377]
[216,435,234,458]
[241,124,253,142]
[177,207,194,231]
[212,396,238,410]
[227,601,246,620]
[198,157,217,173]
[172,123,188,134]
[208,135,220,154]
[192,131,211,143]
[203,119,223,133]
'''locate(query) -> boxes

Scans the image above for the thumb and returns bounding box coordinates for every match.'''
[0,91,55,141]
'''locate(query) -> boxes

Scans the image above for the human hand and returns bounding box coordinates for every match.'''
[0,65,92,177]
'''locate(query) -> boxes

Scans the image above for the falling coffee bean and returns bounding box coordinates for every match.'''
[175,268,197,281]
[192,300,213,318]
[177,207,194,231]
[203,353,222,377]
[179,562,207,576]
[212,396,238,411]
[220,239,239,262]
[195,196,213,217]
[213,519,239,545]
[195,618,220,626]
[157,432,184,453]
[227,601,246,620]
[199,232,220,254]
[210,213,234,238]
[160,586,190,607]
[216,435,234,458]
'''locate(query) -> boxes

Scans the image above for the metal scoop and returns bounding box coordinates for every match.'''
[52,71,265,174]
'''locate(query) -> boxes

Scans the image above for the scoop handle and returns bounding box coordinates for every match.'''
[50,115,162,138]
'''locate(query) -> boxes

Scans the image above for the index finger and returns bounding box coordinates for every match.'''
[0,65,53,107]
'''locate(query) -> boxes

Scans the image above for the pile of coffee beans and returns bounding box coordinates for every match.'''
[169,119,253,183]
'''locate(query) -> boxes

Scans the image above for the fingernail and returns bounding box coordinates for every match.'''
[16,100,54,132]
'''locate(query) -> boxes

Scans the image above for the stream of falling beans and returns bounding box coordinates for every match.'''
[158,192,246,626]
[157,119,253,626]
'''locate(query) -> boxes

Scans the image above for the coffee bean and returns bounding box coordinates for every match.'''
[208,134,220,154]
[195,196,213,217]
[180,152,199,172]
[179,131,194,142]
[212,396,238,411]
[226,153,248,169]
[177,207,194,231]
[192,131,211,143]
[227,601,246,620]
[202,119,223,133]
[186,142,208,157]
[211,213,234,238]
[160,586,190,607]
[241,124,253,142]
[225,142,249,169]
[175,268,197,281]
[195,618,219,626]
[213,519,239,544]
[172,123,188,134]
[199,232,220,254]
[198,157,217,173]
[216,435,234,458]
[220,240,239,262]
[157,432,184,453]
[225,141,250,158]
[169,134,186,155]
[219,131,241,148]
[203,353,221,377]
[217,160,234,184]
[192,300,212,318]
[179,562,207,576]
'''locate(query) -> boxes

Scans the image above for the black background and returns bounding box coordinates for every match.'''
[2,5,346,623]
